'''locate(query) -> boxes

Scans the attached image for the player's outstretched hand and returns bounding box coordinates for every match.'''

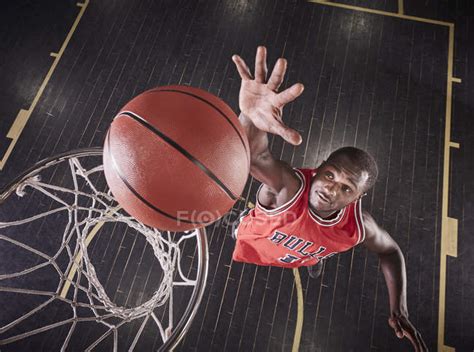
[232,46,304,145]
[388,313,428,352]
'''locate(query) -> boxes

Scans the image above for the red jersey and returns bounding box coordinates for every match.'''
[232,168,365,268]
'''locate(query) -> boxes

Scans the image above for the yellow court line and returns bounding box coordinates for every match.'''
[0,0,89,170]
[306,1,458,351]
[308,0,452,26]
[398,0,404,15]
[292,268,304,352]
[60,219,107,298]
[438,23,459,352]
[60,207,121,298]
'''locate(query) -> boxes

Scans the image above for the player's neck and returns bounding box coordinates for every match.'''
[310,206,339,220]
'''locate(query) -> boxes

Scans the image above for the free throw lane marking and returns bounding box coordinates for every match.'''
[292,268,304,352]
[0,0,89,170]
[307,2,458,350]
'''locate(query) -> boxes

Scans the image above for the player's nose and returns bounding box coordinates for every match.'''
[324,183,337,197]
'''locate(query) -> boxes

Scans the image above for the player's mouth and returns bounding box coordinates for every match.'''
[317,191,332,204]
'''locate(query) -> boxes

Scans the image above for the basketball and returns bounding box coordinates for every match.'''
[103,85,250,231]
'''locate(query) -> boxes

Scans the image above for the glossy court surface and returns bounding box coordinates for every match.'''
[0,0,473,351]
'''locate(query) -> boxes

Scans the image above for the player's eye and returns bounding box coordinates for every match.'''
[342,185,352,193]
[325,172,334,179]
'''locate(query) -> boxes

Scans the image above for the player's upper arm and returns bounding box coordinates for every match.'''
[361,211,400,255]
[251,149,301,209]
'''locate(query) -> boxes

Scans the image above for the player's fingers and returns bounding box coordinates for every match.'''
[403,324,427,352]
[418,331,428,351]
[388,317,404,339]
[400,321,423,352]
[267,58,287,92]
[413,330,428,352]
[232,55,253,80]
[398,316,428,352]
[254,46,267,83]
[274,83,304,107]
[404,330,421,352]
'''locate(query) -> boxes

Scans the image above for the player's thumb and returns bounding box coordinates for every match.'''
[388,317,404,339]
[277,123,302,145]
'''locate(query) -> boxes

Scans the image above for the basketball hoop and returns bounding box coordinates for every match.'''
[0,148,208,351]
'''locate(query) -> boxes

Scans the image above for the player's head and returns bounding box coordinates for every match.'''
[309,147,378,217]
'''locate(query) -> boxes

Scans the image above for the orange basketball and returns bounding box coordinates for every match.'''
[103,85,250,231]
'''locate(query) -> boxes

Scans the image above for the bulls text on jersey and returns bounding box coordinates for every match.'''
[268,230,337,264]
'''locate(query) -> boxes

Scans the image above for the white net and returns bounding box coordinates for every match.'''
[0,148,208,351]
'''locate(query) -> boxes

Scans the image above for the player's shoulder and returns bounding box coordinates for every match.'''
[257,168,306,211]
[358,210,399,253]
[295,167,317,177]
[361,210,374,223]
[360,210,382,241]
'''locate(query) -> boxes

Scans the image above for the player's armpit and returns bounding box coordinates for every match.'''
[360,211,400,255]
[252,153,301,209]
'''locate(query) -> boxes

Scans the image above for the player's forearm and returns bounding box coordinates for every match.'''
[239,112,298,195]
[379,249,408,316]
[239,112,284,190]
[239,112,271,164]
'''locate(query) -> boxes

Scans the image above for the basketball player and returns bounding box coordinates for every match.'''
[231,46,427,351]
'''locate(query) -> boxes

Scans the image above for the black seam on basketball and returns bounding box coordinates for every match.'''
[116,111,238,201]
[146,88,249,160]
[105,130,206,225]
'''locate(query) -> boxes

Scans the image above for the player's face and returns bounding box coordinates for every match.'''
[309,157,368,218]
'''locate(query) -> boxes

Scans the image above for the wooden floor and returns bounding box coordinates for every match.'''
[0,0,473,351]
